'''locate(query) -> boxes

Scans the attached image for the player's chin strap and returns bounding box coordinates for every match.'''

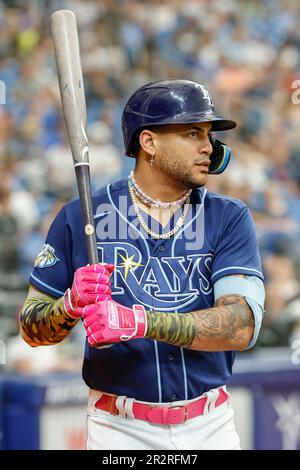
[209,137,232,175]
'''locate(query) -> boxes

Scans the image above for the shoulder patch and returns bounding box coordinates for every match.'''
[33,244,60,268]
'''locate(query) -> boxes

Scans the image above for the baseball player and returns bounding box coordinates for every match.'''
[20,80,265,450]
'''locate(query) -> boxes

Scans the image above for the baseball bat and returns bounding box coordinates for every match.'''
[51,10,99,265]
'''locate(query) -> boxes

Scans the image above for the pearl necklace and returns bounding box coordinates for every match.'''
[128,181,190,239]
[128,171,192,208]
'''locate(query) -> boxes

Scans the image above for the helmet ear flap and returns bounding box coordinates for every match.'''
[208,137,232,174]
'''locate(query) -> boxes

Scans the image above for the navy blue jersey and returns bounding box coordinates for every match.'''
[30,178,263,402]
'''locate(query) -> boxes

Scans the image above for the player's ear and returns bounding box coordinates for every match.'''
[139,129,157,155]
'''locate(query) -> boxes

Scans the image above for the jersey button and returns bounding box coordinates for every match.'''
[168,353,174,361]
[171,394,177,401]
[158,245,165,252]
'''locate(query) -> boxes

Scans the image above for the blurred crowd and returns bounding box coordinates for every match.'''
[1,0,300,372]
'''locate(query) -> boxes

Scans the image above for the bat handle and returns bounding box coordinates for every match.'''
[75,165,99,264]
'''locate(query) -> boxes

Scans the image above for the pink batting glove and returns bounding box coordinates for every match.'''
[82,299,147,347]
[63,263,114,319]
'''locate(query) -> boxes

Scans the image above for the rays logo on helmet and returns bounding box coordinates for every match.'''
[196,84,213,107]
[33,243,59,268]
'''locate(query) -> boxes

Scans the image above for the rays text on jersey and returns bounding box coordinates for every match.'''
[97,242,213,311]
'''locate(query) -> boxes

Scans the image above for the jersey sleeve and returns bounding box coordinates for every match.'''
[211,205,263,284]
[30,206,74,298]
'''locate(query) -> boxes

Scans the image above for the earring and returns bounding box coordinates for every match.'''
[150,152,155,166]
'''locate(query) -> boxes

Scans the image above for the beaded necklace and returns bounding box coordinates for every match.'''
[128,170,192,208]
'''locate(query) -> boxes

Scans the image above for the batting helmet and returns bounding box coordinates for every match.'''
[122,79,237,174]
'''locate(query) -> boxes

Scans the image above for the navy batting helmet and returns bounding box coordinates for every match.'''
[122,79,237,174]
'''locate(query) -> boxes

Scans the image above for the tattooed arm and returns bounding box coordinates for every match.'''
[19,285,79,347]
[146,294,254,352]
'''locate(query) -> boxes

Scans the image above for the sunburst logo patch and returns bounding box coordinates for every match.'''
[33,243,59,268]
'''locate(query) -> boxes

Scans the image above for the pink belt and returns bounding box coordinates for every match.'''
[94,387,229,426]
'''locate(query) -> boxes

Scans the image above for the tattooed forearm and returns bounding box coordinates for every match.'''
[146,295,254,351]
[19,286,78,347]
[190,295,254,350]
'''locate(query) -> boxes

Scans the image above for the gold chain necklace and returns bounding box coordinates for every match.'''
[128,181,190,239]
